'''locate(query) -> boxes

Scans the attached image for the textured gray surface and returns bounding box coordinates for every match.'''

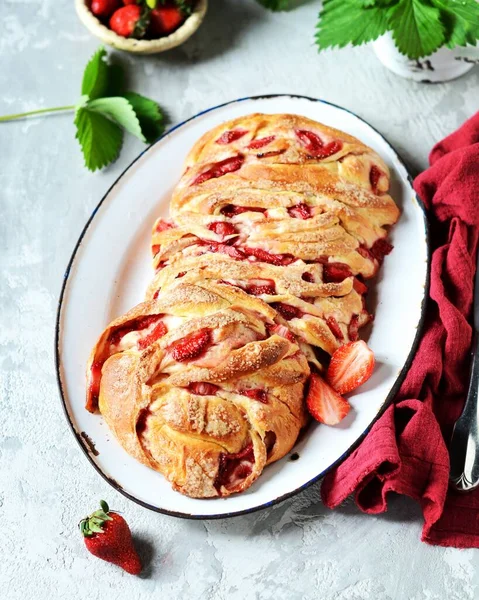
[1,1,479,598]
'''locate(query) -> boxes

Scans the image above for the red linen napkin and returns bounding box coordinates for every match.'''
[321,112,479,548]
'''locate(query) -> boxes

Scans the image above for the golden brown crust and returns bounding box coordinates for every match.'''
[89,282,310,498]
[87,113,398,500]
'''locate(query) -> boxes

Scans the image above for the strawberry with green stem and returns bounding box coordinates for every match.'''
[80,500,142,575]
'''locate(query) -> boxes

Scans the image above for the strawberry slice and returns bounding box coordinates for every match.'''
[151,244,161,257]
[248,136,275,149]
[220,205,266,217]
[208,221,237,236]
[244,247,294,266]
[325,316,344,340]
[188,382,219,396]
[192,155,244,186]
[370,238,393,261]
[301,272,315,283]
[348,314,360,342]
[108,315,162,346]
[323,262,352,283]
[295,130,342,159]
[246,279,276,296]
[288,203,312,219]
[327,340,375,395]
[267,323,296,343]
[353,277,368,295]
[306,374,351,425]
[242,389,268,403]
[169,329,212,362]
[138,321,168,350]
[369,165,383,193]
[216,130,247,145]
[271,302,303,320]
[155,219,174,233]
[203,240,246,260]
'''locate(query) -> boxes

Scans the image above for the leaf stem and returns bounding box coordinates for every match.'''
[0,105,75,122]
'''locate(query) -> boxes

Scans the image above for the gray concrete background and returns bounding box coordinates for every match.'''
[1,1,478,598]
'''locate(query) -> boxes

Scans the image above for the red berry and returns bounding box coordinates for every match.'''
[91,0,120,18]
[271,302,303,320]
[325,316,344,340]
[216,130,248,145]
[220,204,266,217]
[169,329,212,362]
[246,279,276,296]
[109,5,142,37]
[137,321,168,350]
[242,389,268,403]
[306,374,351,426]
[327,340,375,395]
[192,155,244,186]
[243,247,294,266]
[208,221,237,236]
[295,130,342,159]
[80,501,142,575]
[248,136,275,149]
[188,382,219,396]
[288,203,312,220]
[322,262,353,283]
[150,5,185,36]
[369,165,383,193]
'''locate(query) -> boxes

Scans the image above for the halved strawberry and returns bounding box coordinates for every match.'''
[353,277,368,295]
[295,130,342,159]
[327,340,375,395]
[169,329,211,362]
[208,221,237,236]
[306,374,351,425]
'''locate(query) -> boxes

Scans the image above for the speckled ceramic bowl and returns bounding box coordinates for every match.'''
[75,0,208,54]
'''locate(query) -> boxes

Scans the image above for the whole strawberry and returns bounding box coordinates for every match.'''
[110,5,148,38]
[79,500,142,575]
[91,0,120,18]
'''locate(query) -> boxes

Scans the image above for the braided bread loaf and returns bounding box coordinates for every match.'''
[86,113,399,498]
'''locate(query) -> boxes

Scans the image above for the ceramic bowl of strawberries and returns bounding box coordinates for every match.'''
[75,0,208,54]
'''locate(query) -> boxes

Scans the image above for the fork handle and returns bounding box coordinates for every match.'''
[449,331,479,492]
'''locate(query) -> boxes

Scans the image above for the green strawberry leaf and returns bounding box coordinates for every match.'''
[431,0,479,48]
[75,107,123,172]
[316,0,389,49]
[106,63,125,97]
[123,92,165,143]
[87,97,146,142]
[388,0,445,59]
[81,47,109,101]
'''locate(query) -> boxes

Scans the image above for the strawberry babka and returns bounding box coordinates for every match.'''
[86,113,399,499]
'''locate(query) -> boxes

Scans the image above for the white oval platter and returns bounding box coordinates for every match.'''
[56,95,429,518]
